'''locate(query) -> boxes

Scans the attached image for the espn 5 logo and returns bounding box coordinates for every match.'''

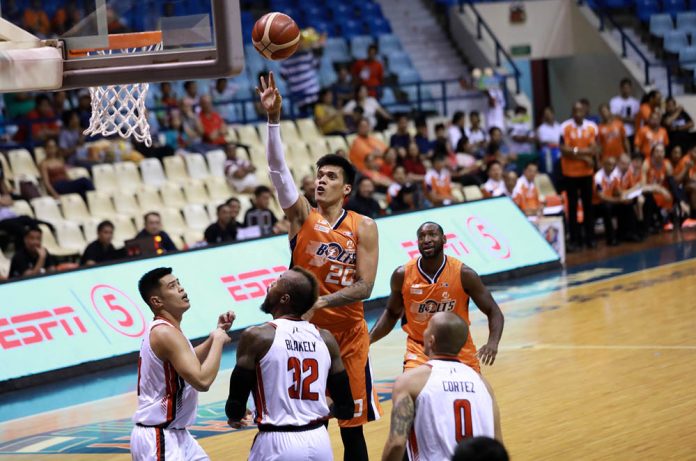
[0,306,87,350]
[400,233,471,259]
[221,266,288,301]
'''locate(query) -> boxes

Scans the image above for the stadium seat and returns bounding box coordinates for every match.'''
[182,230,204,246]
[31,197,63,225]
[388,51,413,73]
[307,138,330,161]
[324,37,350,62]
[636,0,660,23]
[34,146,46,165]
[182,203,210,231]
[0,153,13,183]
[66,167,90,180]
[677,11,696,30]
[140,158,168,188]
[160,208,187,236]
[183,180,210,205]
[326,135,349,153]
[398,69,422,85]
[679,45,696,68]
[8,149,39,179]
[664,30,688,54]
[463,185,484,201]
[286,143,313,175]
[650,14,674,38]
[184,153,211,180]
[206,149,227,177]
[664,0,686,16]
[113,193,140,219]
[60,194,92,225]
[111,215,137,247]
[160,182,188,209]
[86,191,116,220]
[92,164,118,193]
[0,248,11,278]
[204,176,233,201]
[296,118,322,141]
[351,35,374,60]
[236,125,262,146]
[114,161,143,190]
[136,187,165,213]
[10,199,33,218]
[279,120,302,143]
[367,16,392,35]
[163,156,189,185]
[39,224,77,257]
[55,220,87,253]
[346,133,358,146]
[378,34,402,54]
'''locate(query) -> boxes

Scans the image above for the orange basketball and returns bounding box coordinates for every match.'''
[252,12,301,61]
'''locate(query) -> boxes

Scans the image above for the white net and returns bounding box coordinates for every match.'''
[83,41,163,147]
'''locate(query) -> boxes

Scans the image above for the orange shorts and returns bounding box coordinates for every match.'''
[403,335,480,372]
[329,320,383,427]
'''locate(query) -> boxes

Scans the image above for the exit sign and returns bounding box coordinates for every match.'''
[510,44,531,56]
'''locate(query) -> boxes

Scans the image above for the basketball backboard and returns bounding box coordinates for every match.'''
[0,0,244,91]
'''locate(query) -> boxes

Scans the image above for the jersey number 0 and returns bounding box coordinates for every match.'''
[454,399,473,442]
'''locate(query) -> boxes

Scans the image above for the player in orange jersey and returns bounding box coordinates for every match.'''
[257,72,380,461]
[369,222,504,372]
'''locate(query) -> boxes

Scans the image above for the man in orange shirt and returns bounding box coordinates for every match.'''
[560,101,599,251]
[352,45,384,98]
[598,104,629,161]
[634,111,669,161]
[594,157,639,245]
[512,162,543,216]
[634,90,661,133]
[199,95,227,146]
[349,118,387,173]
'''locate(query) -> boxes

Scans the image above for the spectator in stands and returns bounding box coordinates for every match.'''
[332,65,354,108]
[0,165,50,248]
[508,106,536,158]
[2,0,21,25]
[363,154,394,191]
[642,144,674,232]
[224,197,245,228]
[52,0,82,35]
[344,105,365,134]
[9,224,56,278]
[244,185,286,236]
[81,220,124,266]
[452,436,509,461]
[314,89,348,135]
[485,127,513,169]
[20,94,60,143]
[536,107,562,149]
[390,114,412,149]
[40,138,95,200]
[560,100,598,250]
[136,212,178,252]
[465,111,488,155]
[23,0,50,37]
[635,90,661,133]
[352,45,384,98]
[594,157,639,246]
[598,103,629,161]
[403,140,427,181]
[106,6,128,33]
[389,183,418,213]
[204,203,238,244]
[52,91,72,118]
[387,165,407,201]
[345,177,382,218]
[635,111,669,161]
[486,86,506,131]
[182,81,200,107]
[379,147,398,178]
[424,154,458,206]
[349,118,387,173]
[669,145,684,170]
[414,118,434,155]
[675,147,696,218]
[76,90,92,128]
[211,78,237,122]
[157,82,179,110]
[447,111,466,152]
[504,170,518,196]
[4,92,35,120]
[280,42,321,116]
[59,110,96,168]
[343,84,391,130]
[452,137,482,187]
[610,78,640,145]
[224,143,258,193]
[512,162,543,216]
[199,95,228,147]
[481,161,507,197]
[300,174,317,207]
[661,97,694,153]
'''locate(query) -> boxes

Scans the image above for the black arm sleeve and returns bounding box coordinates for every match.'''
[326,370,354,420]
[225,366,256,421]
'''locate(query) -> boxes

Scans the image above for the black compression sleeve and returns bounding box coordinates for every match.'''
[327,370,354,420]
[225,366,256,421]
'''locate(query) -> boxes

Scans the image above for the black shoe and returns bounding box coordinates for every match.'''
[585,240,598,249]
[623,233,641,243]
[566,242,581,253]
[607,238,620,246]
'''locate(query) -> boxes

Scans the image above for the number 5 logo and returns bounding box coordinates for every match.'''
[91,284,146,338]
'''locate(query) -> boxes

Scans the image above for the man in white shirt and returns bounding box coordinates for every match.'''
[465,111,488,153]
[448,111,466,150]
[609,78,640,144]
[536,107,562,148]
[481,161,507,197]
[508,106,535,156]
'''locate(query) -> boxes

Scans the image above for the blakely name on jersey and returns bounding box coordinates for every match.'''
[285,339,317,352]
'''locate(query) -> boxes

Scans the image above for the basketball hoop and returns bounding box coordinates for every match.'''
[69,32,163,147]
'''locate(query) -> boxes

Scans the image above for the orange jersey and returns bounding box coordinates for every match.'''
[291,208,364,330]
[634,102,652,132]
[634,126,669,161]
[598,119,627,159]
[424,168,453,199]
[400,256,478,370]
[512,176,541,214]
[622,166,642,190]
[675,154,696,181]
[644,159,673,209]
[560,119,598,177]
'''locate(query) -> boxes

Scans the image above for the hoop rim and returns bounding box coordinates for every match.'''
[68,31,163,57]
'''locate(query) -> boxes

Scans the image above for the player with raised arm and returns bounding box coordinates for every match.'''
[381,312,503,461]
[225,267,354,460]
[370,222,504,372]
[130,267,234,461]
[256,72,381,461]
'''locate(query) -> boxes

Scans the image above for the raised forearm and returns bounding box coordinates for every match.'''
[194,335,214,362]
[198,339,224,390]
[320,279,374,308]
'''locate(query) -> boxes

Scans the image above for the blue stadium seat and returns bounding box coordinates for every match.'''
[367,17,392,35]
[350,35,375,60]
[663,0,686,16]
[332,4,353,21]
[324,37,350,62]
[381,87,397,105]
[637,0,660,23]
[339,20,364,40]
[650,13,674,38]
[397,69,421,85]
[387,51,413,73]
[378,34,402,54]
[663,30,689,54]
[319,59,338,86]
[357,2,383,17]
[603,0,633,9]
[678,45,696,64]
[676,11,696,30]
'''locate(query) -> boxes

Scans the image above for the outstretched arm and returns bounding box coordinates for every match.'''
[461,265,504,366]
[369,266,405,344]
[256,72,311,236]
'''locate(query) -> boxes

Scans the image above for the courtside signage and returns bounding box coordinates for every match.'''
[1,197,558,381]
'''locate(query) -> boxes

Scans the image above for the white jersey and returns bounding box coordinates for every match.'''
[253,318,331,427]
[408,359,495,461]
[132,319,198,429]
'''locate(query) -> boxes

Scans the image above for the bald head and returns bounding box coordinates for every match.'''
[424,312,469,356]
[260,267,319,317]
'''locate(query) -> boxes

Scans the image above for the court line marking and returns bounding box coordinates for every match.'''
[4,257,696,427]
[16,436,74,453]
[502,343,696,351]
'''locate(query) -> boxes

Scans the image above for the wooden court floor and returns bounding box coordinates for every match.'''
[2,258,696,460]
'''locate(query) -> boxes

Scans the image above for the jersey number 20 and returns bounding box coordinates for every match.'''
[454,399,473,442]
[325,264,354,286]
[287,357,319,401]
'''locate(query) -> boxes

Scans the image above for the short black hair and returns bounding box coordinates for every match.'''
[35,94,50,106]
[452,111,465,124]
[316,154,357,185]
[144,211,161,221]
[469,110,480,118]
[489,126,502,136]
[620,78,632,87]
[434,122,446,132]
[415,117,427,128]
[452,437,509,461]
[318,88,333,100]
[417,221,444,236]
[183,80,196,90]
[217,203,230,214]
[225,197,240,206]
[97,220,114,232]
[287,267,319,316]
[368,44,378,52]
[254,185,272,197]
[138,267,172,308]
[514,105,527,114]
[631,152,644,161]
[23,224,42,238]
[397,113,409,122]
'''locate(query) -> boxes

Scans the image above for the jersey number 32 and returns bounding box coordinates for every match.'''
[287,357,319,401]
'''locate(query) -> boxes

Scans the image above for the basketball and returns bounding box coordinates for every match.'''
[252,12,301,61]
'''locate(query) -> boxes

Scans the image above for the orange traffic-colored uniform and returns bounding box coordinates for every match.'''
[644,160,673,209]
[400,256,480,372]
[598,119,627,160]
[634,126,669,161]
[291,208,382,426]
[560,119,598,177]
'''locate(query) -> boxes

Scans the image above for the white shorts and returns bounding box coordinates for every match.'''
[249,426,333,461]
[130,425,208,461]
